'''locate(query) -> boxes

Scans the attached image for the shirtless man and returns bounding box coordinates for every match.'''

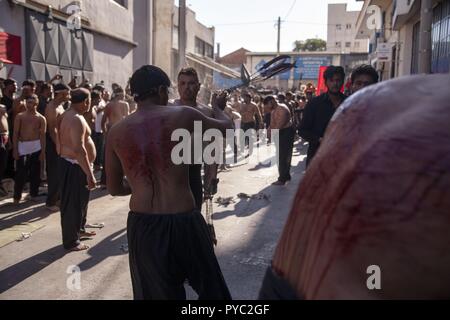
[12,80,36,126]
[172,67,219,210]
[58,88,97,251]
[83,90,99,132]
[44,84,71,211]
[100,87,129,187]
[239,92,263,148]
[0,104,9,196]
[105,65,232,300]
[265,95,294,186]
[12,95,46,203]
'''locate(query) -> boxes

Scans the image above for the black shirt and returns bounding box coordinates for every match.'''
[298,92,347,145]
[0,95,13,114]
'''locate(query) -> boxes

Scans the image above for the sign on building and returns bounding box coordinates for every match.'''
[376,42,393,62]
[294,56,332,80]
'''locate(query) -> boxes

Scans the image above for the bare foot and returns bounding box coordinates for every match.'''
[68,243,90,252]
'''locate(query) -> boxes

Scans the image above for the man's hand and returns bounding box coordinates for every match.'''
[87,174,97,190]
[39,151,45,162]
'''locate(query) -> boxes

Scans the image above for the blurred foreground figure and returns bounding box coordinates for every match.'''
[259,74,450,299]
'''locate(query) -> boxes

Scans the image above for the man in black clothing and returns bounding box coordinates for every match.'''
[0,79,17,179]
[298,66,346,168]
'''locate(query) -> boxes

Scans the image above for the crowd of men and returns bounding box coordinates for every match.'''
[0,63,381,299]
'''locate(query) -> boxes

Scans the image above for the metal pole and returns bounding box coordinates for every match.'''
[418,0,432,74]
[178,0,187,69]
[277,16,281,54]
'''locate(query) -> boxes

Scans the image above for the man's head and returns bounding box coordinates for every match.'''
[90,90,101,107]
[130,65,171,106]
[25,94,39,112]
[263,95,277,110]
[113,87,125,100]
[242,92,252,104]
[324,66,345,95]
[70,88,91,114]
[103,90,111,102]
[177,67,200,103]
[21,79,36,97]
[93,84,105,94]
[53,83,71,102]
[83,82,93,91]
[3,78,18,95]
[286,92,293,101]
[351,65,379,94]
[277,93,286,104]
[40,83,54,99]
[111,83,121,92]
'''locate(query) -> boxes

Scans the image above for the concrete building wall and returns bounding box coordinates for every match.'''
[153,0,173,77]
[0,1,27,81]
[327,3,368,53]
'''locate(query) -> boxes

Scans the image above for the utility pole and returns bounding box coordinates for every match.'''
[418,0,432,74]
[277,16,281,54]
[178,0,187,70]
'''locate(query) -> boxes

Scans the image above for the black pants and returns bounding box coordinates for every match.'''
[0,144,7,185]
[277,127,295,183]
[305,142,320,168]
[189,164,203,210]
[92,132,104,167]
[127,210,232,300]
[14,150,41,200]
[264,113,271,129]
[46,135,60,206]
[242,121,256,148]
[258,266,300,300]
[59,158,90,249]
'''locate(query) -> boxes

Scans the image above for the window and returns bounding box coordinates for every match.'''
[346,23,352,29]
[411,21,420,74]
[345,42,351,48]
[195,37,214,58]
[336,24,342,30]
[431,0,450,73]
[335,42,341,47]
[113,0,127,8]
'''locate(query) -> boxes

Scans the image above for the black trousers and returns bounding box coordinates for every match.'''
[127,210,232,300]
[92,132,104,167]
[258,266,300,300]
[277,127,295,183]
[242,121,256,148]
[264,113,271,129]
[0,143,7,185]
[59,158,90,249]
[46,135,59,206]
[305,142,320,168]
[189,164,203,210]
[14,150,41,200]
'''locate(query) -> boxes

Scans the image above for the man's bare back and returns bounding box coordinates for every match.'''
[59,109,96,164]
[102,99,129,132]
[45,100,65,144]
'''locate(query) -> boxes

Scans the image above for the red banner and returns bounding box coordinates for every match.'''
[0,32,22,66]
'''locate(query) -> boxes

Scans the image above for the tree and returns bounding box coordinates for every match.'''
[293,38,327,52]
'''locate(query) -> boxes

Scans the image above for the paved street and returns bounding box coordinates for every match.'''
[0,141,307,300]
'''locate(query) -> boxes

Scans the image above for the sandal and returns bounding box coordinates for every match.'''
[68,243,90,252]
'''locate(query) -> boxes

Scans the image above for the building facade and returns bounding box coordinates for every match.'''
[355,0,449,80]
[327,3,369,53]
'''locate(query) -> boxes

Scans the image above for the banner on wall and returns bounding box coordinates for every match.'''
[294,56,331,80]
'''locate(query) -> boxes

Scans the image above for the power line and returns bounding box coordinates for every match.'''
[284,0,297,20]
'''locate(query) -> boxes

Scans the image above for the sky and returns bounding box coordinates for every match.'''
[175,0,363,56]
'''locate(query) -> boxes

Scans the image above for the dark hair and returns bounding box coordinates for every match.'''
[323,66,345,81]
[178,67,199,83]
[277,93,286,101]
[130,65,171,102]
[93,85,105,92]
[351,64,379,84]
[90,90,101,100]
[3,79,17,87]
[41,83,52,91]
[53,83,71,93]
[263,96,276,105]
[22,79,36,88]
[71,88,90,104]
[113,87,124,95]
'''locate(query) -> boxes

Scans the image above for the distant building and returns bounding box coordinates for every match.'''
[217,47,250,71]
[327,3,369,53]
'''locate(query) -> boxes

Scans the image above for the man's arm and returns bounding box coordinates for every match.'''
[39,116,46,162]
[45,106,58,145]
[298,100,321,143]
[101,105,109,133]
[253,103,263,127]
[70,117,96,189]
[105,128,131,196]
